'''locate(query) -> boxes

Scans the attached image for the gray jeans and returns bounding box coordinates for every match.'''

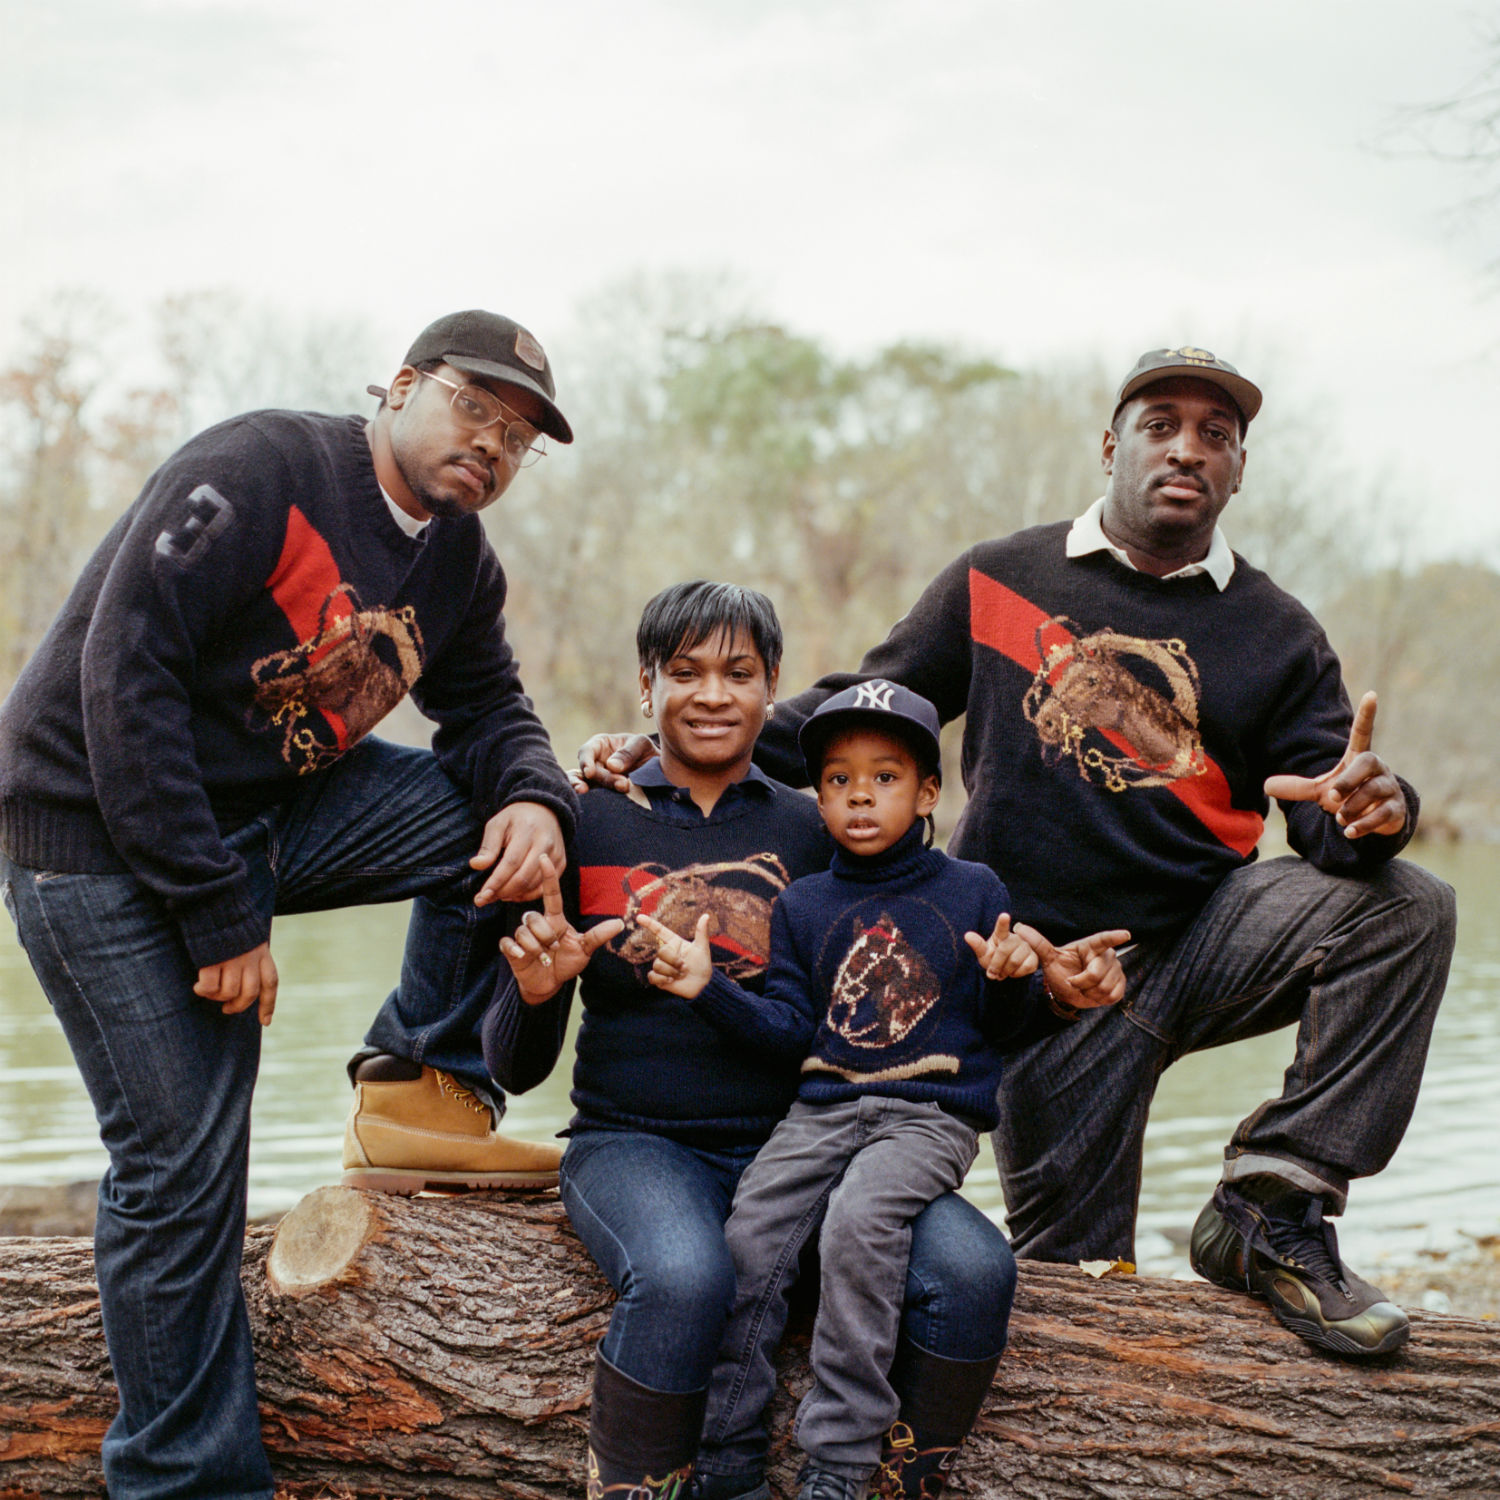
[994,855,1458,1262]
[698,1096,980,1479]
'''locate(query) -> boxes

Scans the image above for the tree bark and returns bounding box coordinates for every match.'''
[2,1187,1497,1499]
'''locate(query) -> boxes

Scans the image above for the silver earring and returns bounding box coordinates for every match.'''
[765,702,775,717]
[641,701,653,719]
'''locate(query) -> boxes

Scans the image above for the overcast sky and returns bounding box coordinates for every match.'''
[3,0,1496,560]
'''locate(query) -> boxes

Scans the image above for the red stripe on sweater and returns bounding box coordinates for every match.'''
[266,506,353,645]
[968,569,1262,857]
[579,864,658,917]
[264,505,353,750]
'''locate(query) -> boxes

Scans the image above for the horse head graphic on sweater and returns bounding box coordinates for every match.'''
[1022,615,1206,792]
[614,853,791,980]
[826,913,940,1050]
[249,583,424,774]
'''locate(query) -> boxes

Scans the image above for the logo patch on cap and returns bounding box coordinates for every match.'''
[514,329,547,371]
[853,680,898,711]
[1175,346,1217,365]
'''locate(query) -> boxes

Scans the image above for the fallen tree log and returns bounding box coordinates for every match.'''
[2,1186,1498,1499]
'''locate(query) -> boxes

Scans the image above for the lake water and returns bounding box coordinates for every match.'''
[2,842,1494,1284]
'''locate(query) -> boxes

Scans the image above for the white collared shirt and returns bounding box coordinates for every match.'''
[381,485,429,538]
[1066,497,1235,590]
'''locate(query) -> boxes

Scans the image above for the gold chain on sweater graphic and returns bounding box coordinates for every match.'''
[613,854,791,980]
[250,584,425,773]
[1022,615,1206,792]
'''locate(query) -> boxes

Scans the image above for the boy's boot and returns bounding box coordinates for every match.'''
[690,1472,770,1500]
[871,1336,1001,1500]
[342,1054,562,1192]
[797,1469,871,1500]
[1190,1179,1409,1358]
[588,1350,707,1500]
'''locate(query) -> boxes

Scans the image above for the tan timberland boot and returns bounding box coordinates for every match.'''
[342,1064,562,1193]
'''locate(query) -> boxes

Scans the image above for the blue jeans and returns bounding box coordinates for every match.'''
[0,738,506,1500]
[558,1126,1015,1437]
[994,856,1458,1262]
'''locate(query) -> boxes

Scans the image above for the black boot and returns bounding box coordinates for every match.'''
[588,1349,708,1500]
[871,1337,1000,1500]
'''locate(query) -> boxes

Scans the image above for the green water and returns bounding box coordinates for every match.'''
[2,844,1494,1278]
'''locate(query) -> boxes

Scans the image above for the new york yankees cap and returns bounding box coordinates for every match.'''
[403,309,574,443]
[1113,346,1261,429]
[799,679,943,783]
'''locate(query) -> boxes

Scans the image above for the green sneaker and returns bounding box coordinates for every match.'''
[1189,1183,1409,1359]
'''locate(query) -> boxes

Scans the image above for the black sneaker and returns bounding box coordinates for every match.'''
[1190,1182,1409,1359]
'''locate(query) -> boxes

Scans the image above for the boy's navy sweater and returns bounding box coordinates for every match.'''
[482,763,833,1148]
[691,822,1066,1132]
[755,523,1416,944]
[0,410,576,967]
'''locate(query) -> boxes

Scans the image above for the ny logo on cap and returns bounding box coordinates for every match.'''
[853,680,897,711]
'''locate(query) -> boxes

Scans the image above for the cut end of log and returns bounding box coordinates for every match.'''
[266,1185,376,1296]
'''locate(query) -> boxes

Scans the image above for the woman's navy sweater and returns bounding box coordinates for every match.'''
[482,764,833,1147]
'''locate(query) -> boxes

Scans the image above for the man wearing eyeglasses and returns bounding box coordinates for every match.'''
[0,309,577,1499]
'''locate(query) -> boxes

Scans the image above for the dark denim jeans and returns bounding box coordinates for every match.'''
[558,1126,1016,1455]
[0,737,507,1500]
[994,856,1458,1263]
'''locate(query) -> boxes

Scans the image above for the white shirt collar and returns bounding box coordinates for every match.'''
[1066,497,1235,590]
[380,484,429,538]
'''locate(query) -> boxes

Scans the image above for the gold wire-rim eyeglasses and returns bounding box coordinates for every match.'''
[367,373,547,467]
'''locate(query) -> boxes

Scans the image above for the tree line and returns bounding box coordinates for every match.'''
[1,280,1490,838]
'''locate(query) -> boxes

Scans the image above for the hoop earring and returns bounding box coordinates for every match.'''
[641,701,653,719]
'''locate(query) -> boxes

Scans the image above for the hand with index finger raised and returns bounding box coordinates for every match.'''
[637,911,715,1000]
[1031,925,1131,1013]
[963,912,1039,981]
[499,855,622,1004]
[1263,692,1407,838]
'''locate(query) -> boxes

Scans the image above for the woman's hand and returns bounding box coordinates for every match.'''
[637,912,715,1000]
[964,912,1040,981]
[500,855,623,1004]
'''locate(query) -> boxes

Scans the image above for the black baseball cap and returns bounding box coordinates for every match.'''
[1113,346,1262,429]
[799,680,943,784]
[403,309,573,443]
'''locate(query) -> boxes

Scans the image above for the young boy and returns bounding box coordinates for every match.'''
[641,680,1129,1500]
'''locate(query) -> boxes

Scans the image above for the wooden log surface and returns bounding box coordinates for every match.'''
[2,1186,1498,1499]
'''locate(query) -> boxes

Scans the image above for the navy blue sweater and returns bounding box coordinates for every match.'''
[0,411,575,967]
[482,763,833,1147]
[691,822,1065,1131]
